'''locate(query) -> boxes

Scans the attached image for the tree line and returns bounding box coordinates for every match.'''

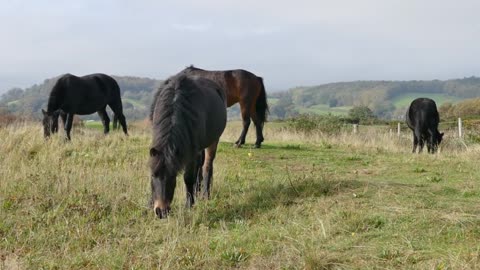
[2,75,480,121]
[268,76,480,119]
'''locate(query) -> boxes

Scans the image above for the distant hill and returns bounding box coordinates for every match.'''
[269,77,480,119]
[2,75,480,120]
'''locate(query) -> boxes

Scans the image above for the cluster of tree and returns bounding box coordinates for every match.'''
[439,98,480,120]
[268,77,480,119]
[347,106,376,124]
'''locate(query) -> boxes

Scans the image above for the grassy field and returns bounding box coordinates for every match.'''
[392,93,461,108]
[122,98,146,109]
[1,121,480,269]
[299,104,352,116]
[6,100,19,106]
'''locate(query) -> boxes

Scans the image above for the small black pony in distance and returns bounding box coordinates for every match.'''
[41,73,128,140]
[406,98,444,154]
[149,74,227,219]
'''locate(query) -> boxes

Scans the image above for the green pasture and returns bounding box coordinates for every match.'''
[122,97,146,109]
[392,93,462,108]
[1,122,480,269]
[299,104,352,116]
[6,100,20,106]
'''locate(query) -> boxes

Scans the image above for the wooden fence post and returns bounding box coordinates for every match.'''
[458,118,463,138]
[353,124,358,134]
[397,123,401,137]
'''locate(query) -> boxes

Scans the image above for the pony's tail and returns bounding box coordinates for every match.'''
[255,77,269,125]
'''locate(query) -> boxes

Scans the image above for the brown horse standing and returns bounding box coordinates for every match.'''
[181,66,268,148]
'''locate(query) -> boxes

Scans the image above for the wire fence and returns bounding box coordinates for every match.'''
[351,118,480,142]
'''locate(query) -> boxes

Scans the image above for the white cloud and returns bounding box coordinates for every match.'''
[1,0,480,91]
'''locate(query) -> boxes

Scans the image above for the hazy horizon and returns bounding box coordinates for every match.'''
[1,0,479,93]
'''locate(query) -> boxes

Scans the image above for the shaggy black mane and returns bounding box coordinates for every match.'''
[150,75,199,177]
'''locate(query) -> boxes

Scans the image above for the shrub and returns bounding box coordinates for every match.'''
[348,106,376,124]
[286,114,344,134]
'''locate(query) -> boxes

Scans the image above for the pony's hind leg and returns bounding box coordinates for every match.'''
[184,159,197,208]
[113,114,118,130]
[117,113,128,135]
[110,105,128,135]
[97,109,110,134]
[195,150,205,196]
[201,140,219,199]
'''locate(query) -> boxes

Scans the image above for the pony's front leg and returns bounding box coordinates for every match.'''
[412,131,418,153]
[59,111,67,130]
[97,109,110,135]
[64,113,74,141]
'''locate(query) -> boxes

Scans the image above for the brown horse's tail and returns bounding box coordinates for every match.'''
[255,77,269,125]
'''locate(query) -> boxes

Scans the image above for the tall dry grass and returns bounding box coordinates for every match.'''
[222,121,480,155]
[1,120,480,269]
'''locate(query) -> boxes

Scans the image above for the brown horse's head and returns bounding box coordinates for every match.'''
[149,147,176,219]
[41,109,58,138]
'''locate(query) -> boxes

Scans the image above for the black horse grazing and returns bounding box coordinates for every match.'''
[406,98,444,154]
[180,65,268,148]
[149,74,227,219]
[41,73,128,140]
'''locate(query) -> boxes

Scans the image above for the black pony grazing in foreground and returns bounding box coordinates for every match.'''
[406,98,444,154]
[149,74,227,219]
[42,73,128,140]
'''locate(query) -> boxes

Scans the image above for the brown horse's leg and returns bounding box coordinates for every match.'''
[201,140,219,199]
[251,114,265,148]
[235,106,251,147]
[97,109,110,134]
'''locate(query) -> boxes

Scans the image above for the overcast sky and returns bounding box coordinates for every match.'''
[1,0,479,92]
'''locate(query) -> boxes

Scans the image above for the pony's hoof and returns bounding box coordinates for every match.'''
[234,143,242,148]
[254,144,261,149]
